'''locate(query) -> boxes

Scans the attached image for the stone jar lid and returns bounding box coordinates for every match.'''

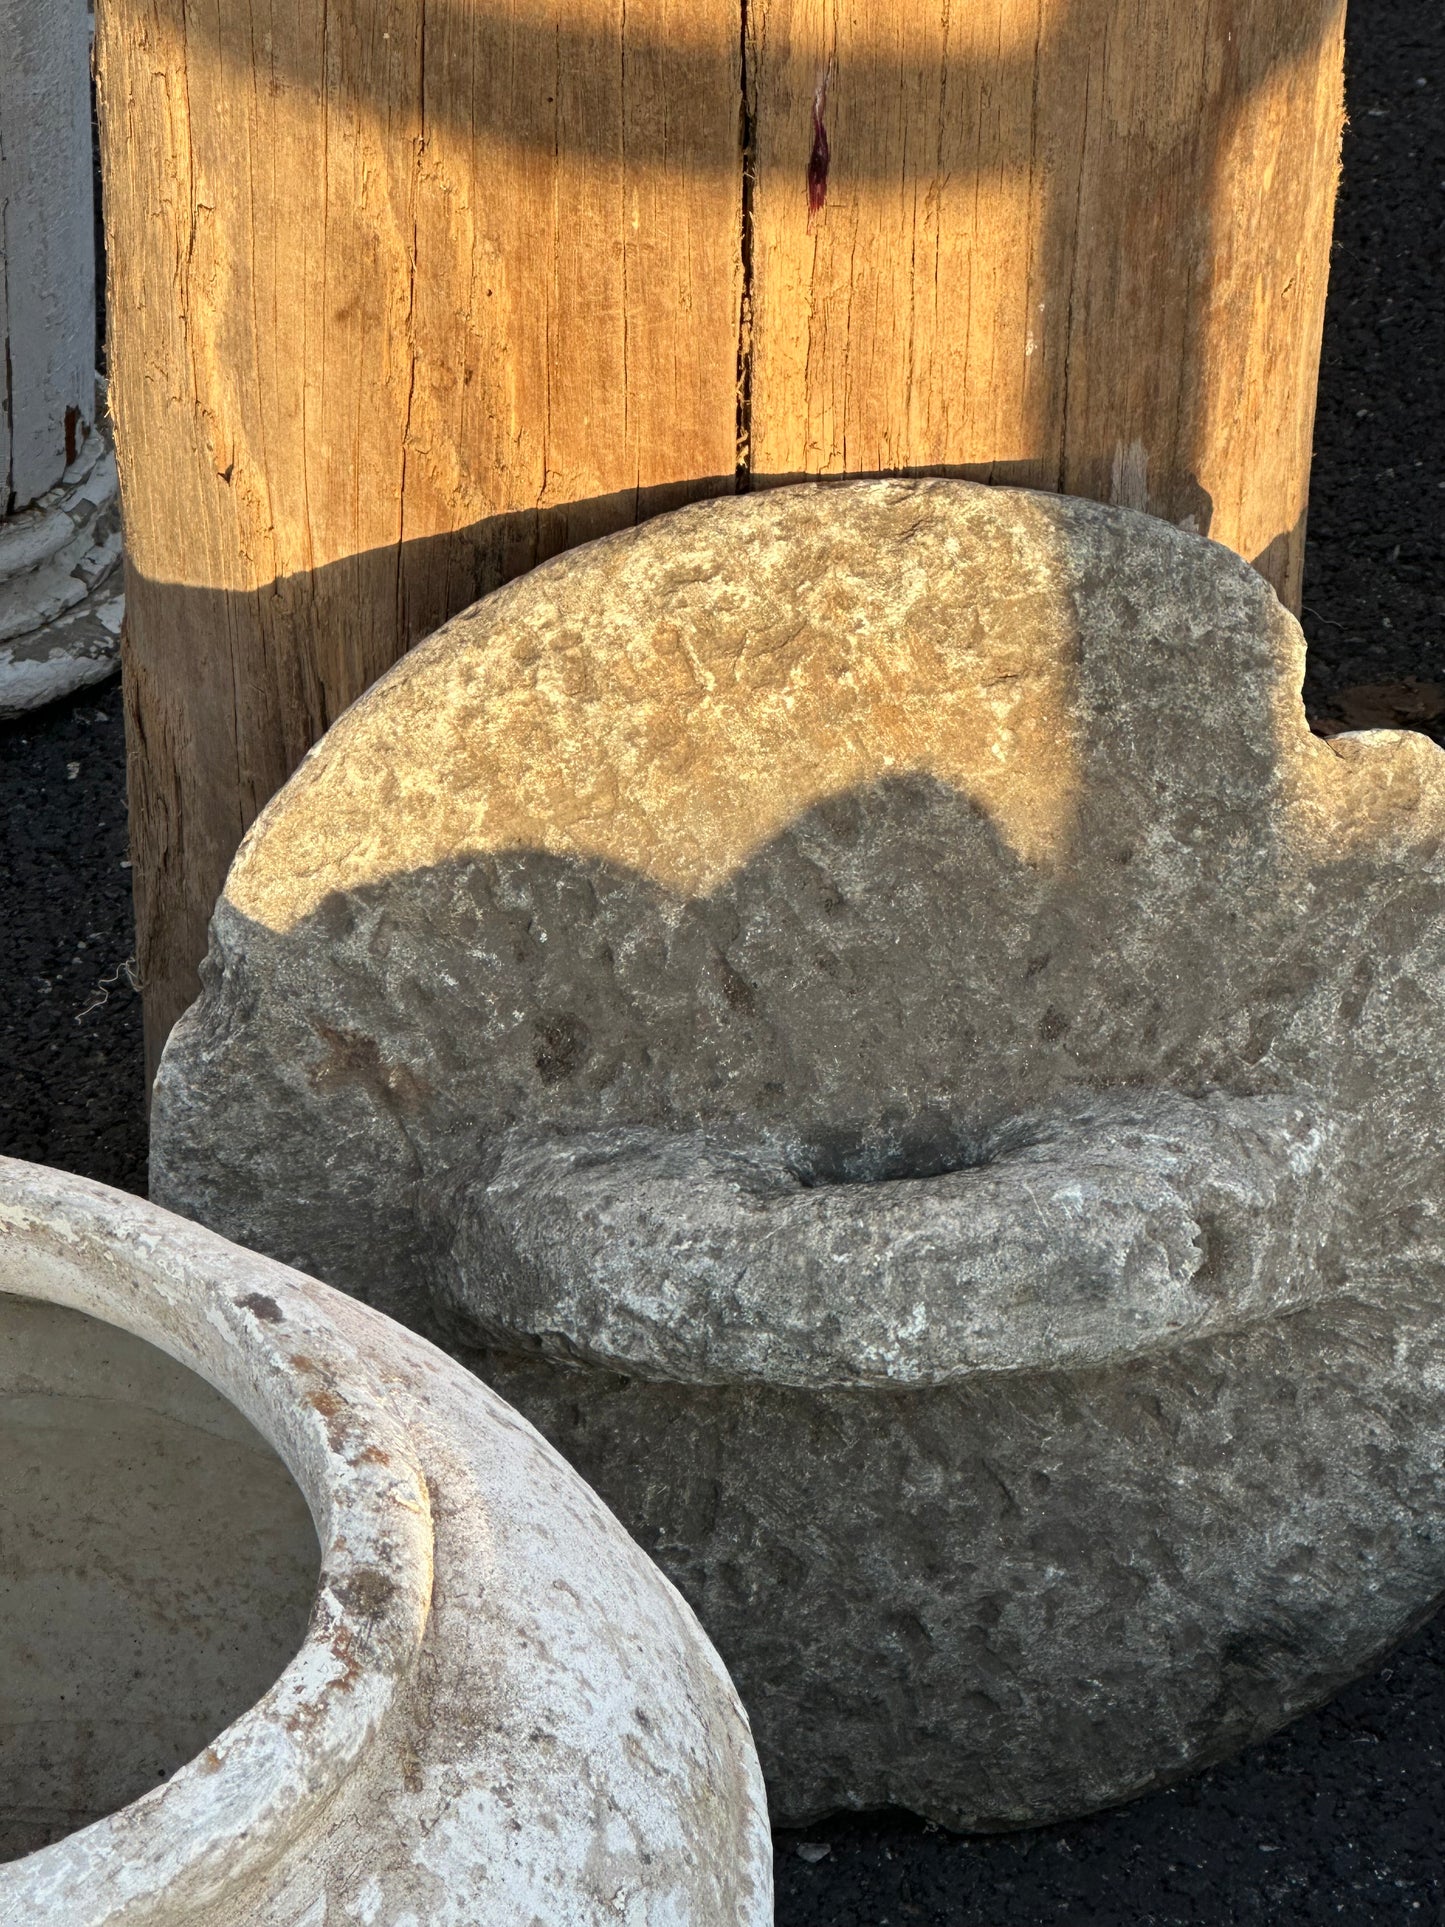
[0,1159,772,1923]
[151,480,1445,1393]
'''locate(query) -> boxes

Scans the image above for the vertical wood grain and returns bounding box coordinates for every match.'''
[746,0,1065,488]
[97,0,1343,1070]
[96,0,741,1065]
[744,0,1344,604]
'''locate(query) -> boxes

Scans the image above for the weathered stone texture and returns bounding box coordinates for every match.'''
[151,480,1445,1827]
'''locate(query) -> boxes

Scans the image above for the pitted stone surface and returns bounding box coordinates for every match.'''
[152,480,1445,1828]
[462,1090,1335,1386]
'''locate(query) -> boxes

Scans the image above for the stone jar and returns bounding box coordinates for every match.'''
[151,480,1445,1830]
[0,1158,771,1922]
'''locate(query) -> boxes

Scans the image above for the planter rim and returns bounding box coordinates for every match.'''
[0,1157,434,1925]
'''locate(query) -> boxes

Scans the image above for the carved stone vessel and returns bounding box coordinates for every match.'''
[0,1158,771,1921]
[151,480,1445,1829]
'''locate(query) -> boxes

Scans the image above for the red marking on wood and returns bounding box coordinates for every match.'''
[806,74,830,230]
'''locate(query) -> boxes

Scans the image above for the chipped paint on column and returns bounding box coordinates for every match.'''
[0,422,124,717]
[0,0,96,507]
[0,0,124,717]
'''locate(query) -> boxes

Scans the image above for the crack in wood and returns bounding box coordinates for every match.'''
[735,0,756,490]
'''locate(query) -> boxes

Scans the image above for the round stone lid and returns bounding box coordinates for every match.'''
[151,481,1445,1388]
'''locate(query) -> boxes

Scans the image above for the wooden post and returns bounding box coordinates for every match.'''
[95,0,1345,1076]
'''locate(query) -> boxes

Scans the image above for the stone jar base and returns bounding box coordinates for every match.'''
[475,1281,1445,1833]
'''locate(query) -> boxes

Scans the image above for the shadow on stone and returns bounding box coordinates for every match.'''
[149,480,1445,1831]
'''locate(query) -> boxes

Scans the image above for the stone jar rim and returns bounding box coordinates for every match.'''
[0,1157,434,1926]
[467,1091,1333,1389]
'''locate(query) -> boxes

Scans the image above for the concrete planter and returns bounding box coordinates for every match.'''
[151,481,1445,1830]
[0,1159,771,1922]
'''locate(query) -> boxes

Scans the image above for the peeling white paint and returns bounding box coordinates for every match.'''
[0,0,123,716]
[0,427,123,718]
[0,0,97,510]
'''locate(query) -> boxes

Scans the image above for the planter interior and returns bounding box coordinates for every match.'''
[0,1292,318,1861]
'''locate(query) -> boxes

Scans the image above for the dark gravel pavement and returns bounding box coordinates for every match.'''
[2,1,1443,1916]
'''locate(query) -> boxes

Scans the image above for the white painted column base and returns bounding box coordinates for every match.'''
[0,420,123,721]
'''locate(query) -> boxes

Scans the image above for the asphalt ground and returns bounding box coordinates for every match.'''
[2,1,1442,1915]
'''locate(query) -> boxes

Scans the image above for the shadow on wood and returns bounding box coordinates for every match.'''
[95,0,1345,1072]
